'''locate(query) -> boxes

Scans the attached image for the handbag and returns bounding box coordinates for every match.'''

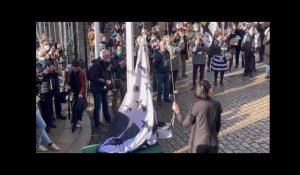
[224,52,232,62]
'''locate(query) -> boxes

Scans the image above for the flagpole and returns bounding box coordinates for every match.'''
[93,22,103,123]
[126,22,134,93]
[94,22,100,59]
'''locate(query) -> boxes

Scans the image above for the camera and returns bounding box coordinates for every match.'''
[107,78,122,91]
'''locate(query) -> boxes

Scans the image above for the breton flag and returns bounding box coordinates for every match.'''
[96,43,171,153]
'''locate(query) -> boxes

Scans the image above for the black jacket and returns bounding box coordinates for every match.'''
[109,55,126,80]
[90,58,110,93]
[68,70,81,97]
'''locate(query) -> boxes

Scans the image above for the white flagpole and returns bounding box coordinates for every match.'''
[94,22,103,122]
[126,22,134,93]
[94,22,100,59]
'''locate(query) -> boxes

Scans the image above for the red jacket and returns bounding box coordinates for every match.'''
[78,67,86,97]
[64,67,86,97]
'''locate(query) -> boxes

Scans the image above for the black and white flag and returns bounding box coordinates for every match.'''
[97,44,170,153]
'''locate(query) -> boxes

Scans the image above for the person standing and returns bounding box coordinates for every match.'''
[190,34,209,90]
[154,40,173,106]
[90,49,112,132]
[172,80,222,153]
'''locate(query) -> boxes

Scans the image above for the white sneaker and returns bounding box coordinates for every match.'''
[174,90,178,94]
[76,120,82,128]
[48,143,61,151]
[36,144,48,152]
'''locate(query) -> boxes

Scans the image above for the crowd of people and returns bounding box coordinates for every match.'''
[36,34,64,152]
[36,21,270,153]
[36,33,87,151]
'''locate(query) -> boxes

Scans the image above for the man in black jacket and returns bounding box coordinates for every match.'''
[109,45,127,117]
[90,49,112,132]
[241,26,260,77]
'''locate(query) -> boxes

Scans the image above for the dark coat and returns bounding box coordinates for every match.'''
[90,58,110,93]
[176,97,222,153]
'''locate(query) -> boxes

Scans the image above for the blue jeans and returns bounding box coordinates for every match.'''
[36,110,52,145]
[92,91,111,128]
[265,64,270,76]
[157,72,170,102]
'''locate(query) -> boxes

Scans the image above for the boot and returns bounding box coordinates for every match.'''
[228,59,233,72]
[220,71,224,86]
[214,71,218,87]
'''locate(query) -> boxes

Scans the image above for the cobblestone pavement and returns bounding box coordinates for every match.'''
[156,59,270,153]
[89,58,270,153]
